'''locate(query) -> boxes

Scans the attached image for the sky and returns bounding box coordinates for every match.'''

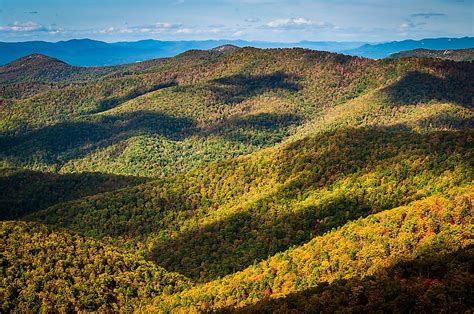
[0,0,472,43]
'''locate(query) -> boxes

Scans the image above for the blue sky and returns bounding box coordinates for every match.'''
[0,0,472,42]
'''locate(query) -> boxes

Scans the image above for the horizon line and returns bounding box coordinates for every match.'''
[1,35,473,45]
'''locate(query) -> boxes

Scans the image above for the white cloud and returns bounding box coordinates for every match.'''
[0,21,66,38]
[99,22,182,35]
[0,21,47,32]
[176,28,193,34]
[154,22,177,29]
[209,28,222,34]
[267,18,312,28]
[95,22,233,38]
[232,30,244,37]
[265,18,332,30]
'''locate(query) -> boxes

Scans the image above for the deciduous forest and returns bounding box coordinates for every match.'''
[0,45,472,312]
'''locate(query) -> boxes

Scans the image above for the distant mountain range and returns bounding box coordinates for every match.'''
[345,37,474,59]
[0,37,473,66]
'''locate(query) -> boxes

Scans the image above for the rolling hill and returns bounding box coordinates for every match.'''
[0,46,473,312]
[0,54,116,84]
[1,47,472,177]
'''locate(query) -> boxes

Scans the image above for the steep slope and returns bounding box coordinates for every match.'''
[389,48,474,62]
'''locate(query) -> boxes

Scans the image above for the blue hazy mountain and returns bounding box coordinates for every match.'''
[344,37,474,59]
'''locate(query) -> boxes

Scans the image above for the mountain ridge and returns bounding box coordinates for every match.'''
[2,36,472,66]
[0,38,363,66]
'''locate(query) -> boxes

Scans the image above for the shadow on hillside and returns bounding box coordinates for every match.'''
[221,246,473,313]
[208,72,301,104]
[149,127,471,281]
[204,112,303,146]
[0,110,196,165]
[415,110,474,130]
[273,124,452,187]
[0,168,145,220]
[0,82,62,100]
[382,71,473,108]
[0,110,307,169]
[151,193,373,282]
[91,80,178,113]
[18,126,471,282]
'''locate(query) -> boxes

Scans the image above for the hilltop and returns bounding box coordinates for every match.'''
[209,44,240,53]
[0,53,114,84]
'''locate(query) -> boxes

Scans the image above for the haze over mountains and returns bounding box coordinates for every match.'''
[1,36,473,66]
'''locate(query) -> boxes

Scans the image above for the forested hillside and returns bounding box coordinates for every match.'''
[0,46,473,312]
[1,221,191,312]
[1,48,472,177]
[389,48,474,62]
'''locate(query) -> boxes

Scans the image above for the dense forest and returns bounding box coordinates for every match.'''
[0,46,473,312]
